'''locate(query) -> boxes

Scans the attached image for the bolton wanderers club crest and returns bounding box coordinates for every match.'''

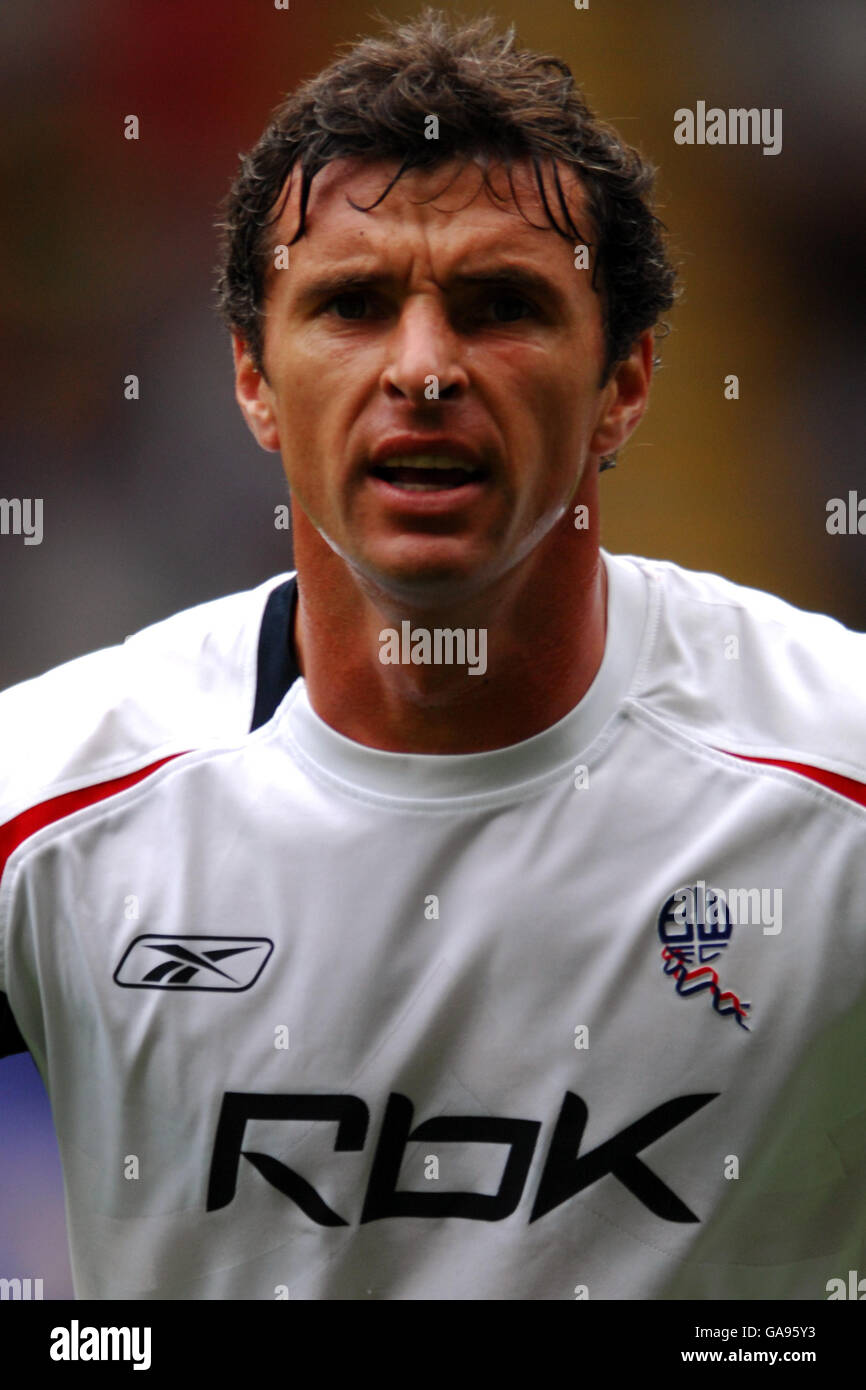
[657,882,751,1030]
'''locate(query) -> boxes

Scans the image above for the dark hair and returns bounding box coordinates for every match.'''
[215,8,678,384]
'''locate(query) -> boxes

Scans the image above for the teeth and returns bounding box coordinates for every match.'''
[379,454,477,471]
[393,481,451,491]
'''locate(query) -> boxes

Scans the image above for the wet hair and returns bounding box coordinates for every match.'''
[215,8,678,385]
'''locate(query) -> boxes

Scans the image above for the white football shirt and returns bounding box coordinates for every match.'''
[1,553,864,1299]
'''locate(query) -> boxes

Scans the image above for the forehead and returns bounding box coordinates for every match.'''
[270,155,592,264]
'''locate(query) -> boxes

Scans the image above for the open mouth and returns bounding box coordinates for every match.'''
[369,454,487,492]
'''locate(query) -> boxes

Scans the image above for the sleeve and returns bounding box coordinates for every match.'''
[0,576,290,1060]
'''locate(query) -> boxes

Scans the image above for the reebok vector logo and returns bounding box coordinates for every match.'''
[114,935,273,991]
[207,1089,719,1226]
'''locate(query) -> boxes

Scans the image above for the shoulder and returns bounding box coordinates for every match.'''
[0,574,294,825]
[614,553,866,788]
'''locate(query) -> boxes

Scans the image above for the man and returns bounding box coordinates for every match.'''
[1,11,864,1300]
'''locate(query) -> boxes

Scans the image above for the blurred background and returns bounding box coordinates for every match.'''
[1,0,863,1296]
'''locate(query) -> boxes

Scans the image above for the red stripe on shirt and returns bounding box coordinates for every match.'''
[0,754,186,881]
[721,751,866,808]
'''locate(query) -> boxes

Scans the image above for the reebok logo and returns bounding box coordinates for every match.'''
[114,935,273,991]
[207,1089,719,1225]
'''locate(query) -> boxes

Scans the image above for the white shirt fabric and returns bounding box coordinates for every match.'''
[1,553,864,1300]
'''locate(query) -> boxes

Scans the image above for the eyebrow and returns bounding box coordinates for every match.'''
[293,270,390,307]
[292,263,569,310]
[450,266,566,303]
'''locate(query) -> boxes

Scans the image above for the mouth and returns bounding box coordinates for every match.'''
[368,454,488,492]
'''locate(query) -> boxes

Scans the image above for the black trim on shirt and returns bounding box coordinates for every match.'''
[0,991,26,1058]
[250,577,301,732]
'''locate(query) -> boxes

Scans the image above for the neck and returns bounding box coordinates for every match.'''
[291,478,607,755]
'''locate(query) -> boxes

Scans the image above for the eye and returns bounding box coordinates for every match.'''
[328,291,370,320]
[487,293,535,324]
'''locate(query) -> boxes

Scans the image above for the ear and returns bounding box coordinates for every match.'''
[589,330,654,460]
[232,335,281,452]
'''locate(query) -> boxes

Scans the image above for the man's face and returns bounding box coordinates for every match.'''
[235,156,647,606]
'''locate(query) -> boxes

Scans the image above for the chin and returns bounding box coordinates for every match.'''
[350,547,499,612]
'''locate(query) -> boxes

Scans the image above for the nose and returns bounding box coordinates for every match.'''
[379,296,469,404]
